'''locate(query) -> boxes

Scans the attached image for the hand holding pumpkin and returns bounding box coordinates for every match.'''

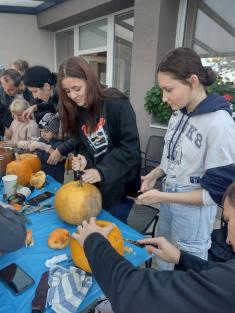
[72,154,87,171]
[72,217,114,247]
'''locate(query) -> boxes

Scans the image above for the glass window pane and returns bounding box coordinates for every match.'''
[185,0,235,83]
[113,11,134,93]
[79,19,107,50]
[56,29,74,70]
[82,52,107,85]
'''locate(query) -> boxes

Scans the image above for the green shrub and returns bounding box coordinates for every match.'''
[144,86,172,123]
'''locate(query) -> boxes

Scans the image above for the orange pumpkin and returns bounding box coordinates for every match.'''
[6,159,33,186]
[54,181,102,225]
[30,171,46,189]
[19,153,41,173]
[48,228,71,249]
[70,220,124,272]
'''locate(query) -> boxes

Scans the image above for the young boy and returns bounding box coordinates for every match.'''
[18,113,65,183]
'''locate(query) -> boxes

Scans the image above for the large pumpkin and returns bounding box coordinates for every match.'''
[6,159,33,186]
[19,153,41,173]
[54,181,102,225]
[71,220,124,272]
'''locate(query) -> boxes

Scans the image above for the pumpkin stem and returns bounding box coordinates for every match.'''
[77,180,83,187]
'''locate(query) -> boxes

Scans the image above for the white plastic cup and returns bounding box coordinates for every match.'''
[2,175,18,197]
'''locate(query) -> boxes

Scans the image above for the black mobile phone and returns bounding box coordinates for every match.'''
[0,263,35,295]
[27,191,54,206]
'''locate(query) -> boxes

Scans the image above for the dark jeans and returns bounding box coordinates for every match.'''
[109,198,134,224]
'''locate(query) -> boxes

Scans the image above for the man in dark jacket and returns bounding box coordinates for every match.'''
[72,181,235,313]
[0,203,26,253]
[0,69,34,136]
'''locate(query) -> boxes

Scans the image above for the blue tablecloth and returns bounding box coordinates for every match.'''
[0,176,149,313]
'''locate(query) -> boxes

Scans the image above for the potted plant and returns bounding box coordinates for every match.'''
[144,86,172,124]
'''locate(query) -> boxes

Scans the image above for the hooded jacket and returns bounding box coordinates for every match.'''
[84,232,235,313]
[58,97,141,209]
[160,92,235,205]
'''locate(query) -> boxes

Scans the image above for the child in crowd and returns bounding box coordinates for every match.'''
[4,98,39,145]
[18,113,65,183]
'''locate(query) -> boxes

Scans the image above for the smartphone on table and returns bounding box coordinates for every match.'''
[0,263,35,295]
[27,191,54,206]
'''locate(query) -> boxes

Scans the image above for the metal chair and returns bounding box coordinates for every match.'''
[127,136,165,267]
[141,135,165,175]
[141,135,165,191]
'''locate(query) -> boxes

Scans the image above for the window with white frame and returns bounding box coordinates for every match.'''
[184,0,235,82]
[55,9,134,90]
[113,10,134,93]
[55,29,74,70]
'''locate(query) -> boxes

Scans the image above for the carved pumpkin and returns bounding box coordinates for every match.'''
[6,159,33,186]
[54,181,102,225]
[70,220,124,272]
[19,153,41,173]
[30,171,46,189]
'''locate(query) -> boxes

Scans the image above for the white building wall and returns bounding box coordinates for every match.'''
[0,13,54,70]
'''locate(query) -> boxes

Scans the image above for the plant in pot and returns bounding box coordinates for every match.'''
[144,86,172,124]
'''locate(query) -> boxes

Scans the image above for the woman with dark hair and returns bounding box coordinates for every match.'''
[22,66,58,123]
[54,56,141,222]
[135,47,235,270]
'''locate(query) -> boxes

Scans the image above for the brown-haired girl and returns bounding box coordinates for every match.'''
[55,56,141,222]
[137,47,235,270]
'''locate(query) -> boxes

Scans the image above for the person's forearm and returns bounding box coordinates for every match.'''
[159,189,203,206]
[151,166,165,180]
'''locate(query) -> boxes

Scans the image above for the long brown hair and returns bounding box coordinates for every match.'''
[58,56,125,136]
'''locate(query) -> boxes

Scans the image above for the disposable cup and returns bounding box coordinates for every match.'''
[2,175,18,197]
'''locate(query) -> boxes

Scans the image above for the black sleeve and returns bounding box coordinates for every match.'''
[56,138,74,156]
[95,99,141,184]
[0,206,26,253]
[200,164,235,205]
[84,233,235,313]
[175,250,217,271]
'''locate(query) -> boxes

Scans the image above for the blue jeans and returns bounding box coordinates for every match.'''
[156,178,217,271]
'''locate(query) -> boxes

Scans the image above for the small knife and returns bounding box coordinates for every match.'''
[125,239,158,249]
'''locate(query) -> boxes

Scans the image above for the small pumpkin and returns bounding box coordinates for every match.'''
[30,171,46,189]
[54,181,102,225]
[70,220,124,272]
[6,159,33,186]
[19,153,41,173]
[48,228,71,249]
